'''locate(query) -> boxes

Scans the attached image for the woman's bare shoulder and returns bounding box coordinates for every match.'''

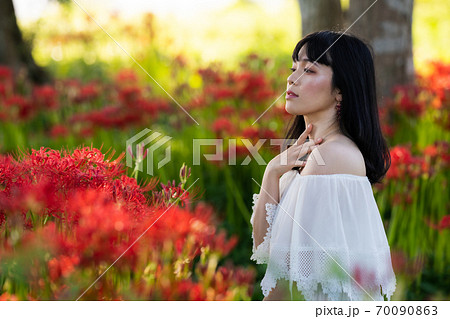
[301,136,366,176]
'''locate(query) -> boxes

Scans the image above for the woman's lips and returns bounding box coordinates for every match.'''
[286,90,299,99]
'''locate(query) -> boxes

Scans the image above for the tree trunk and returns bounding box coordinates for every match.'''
[0,0,50,84]
[298,0,344,36]
[347,0,415,104]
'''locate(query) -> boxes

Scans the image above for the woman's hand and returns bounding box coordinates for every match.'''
[266,124,323,178]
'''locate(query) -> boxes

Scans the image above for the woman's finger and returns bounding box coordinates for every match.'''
[295,159,307,166]
[295,124,313,146]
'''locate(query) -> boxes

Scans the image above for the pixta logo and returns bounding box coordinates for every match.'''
[126,128,172,176]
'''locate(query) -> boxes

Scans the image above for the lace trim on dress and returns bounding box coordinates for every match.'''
[250,174,397,301]
[250,193,278,265]
[260,247,397,301]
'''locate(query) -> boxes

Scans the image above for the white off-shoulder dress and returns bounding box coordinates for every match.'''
[250,170,397,301]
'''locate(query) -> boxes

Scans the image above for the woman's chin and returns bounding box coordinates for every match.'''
[284,103,300,115]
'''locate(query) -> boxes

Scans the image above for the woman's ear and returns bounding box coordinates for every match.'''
[334,88,342,102]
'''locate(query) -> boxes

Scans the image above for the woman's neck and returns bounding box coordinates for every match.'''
[304,120,342,143]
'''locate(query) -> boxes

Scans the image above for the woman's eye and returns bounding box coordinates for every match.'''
[304,68,314,73]
[290,68,296,72]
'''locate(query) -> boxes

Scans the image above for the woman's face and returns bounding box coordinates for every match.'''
[285,45,340,116]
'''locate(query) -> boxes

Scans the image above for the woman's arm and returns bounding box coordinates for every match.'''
[252,169,280,249]
[252,124,322,249]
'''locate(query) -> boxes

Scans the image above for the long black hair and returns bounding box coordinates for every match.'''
[284,30,391,185]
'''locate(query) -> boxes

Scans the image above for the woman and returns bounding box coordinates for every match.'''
[250,31,397,301]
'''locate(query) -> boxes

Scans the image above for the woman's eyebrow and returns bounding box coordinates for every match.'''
[293,58,320,68]
[302,58,320,67]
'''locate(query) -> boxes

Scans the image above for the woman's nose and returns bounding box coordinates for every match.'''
[287,74,298,86]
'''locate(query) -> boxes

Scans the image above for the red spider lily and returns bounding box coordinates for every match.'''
[231,70,275,102]
[416,141,450,177]
[126,143,149,162]
[205,85,235,100]
[60,189,139,267]
[118,86,142,105]
[0,65,14,99]
[208,230,239,256]
[70,96,172,132]
[386,145,414,180]
[417,61,450,109]
[188,283,205,301]
[72,105,143,129]
[49,124,69,138]
[197,67,223,84]
[438,215,450,229]
[424,145,438,157]
[0,212,5,228]
[381,123,396,138]
[385,141,450,180]
[33,85,59,110]
[55,78,80,102]
[138,201,235,259]
[198,68,276,104]
[1,149,254,300]
[241,126,259,140]
[378,105,397,138]
[73,83,100,103]
[153,179,192,209]
[390,249,407,274]
[153,258,250,300]
[0,65,13,81]
[0,293,18,301]
[107,174,156,221]
[390,249,425,277]
[391,84,426,117]
[79,127,94,137]
[179,163,191,186]
[0,160,60,227]
[115,68,139,84]
[231,266,256,286]
[161,279,207,301]
[0,146,155,229]
[352,264,376,288]
[258,127,278,140]
[2,94,33,120]
[433,141,450,167]
[240,108,257,120]
[48,255,80,281]
[0,84,6,101]
[136,98,171,116]
[218,105,235,117]
[425,215,450,231]
[211,117,236,136]
[188,96,207,109]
